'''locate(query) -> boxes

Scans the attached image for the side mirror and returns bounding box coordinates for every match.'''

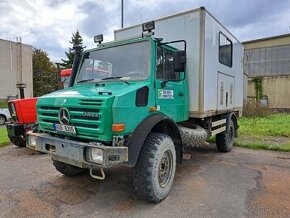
[174,50,186,72]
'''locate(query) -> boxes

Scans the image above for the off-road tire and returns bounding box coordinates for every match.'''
[0,115,6,125]
[10,135,26,147]
[53,160,86,176]
[134,132,176,203]
[216,120,235,152]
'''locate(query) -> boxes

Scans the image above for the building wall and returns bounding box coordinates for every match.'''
[244,34,290,49]
[244,34,290,109]
[0,39,33,100]
[248,75,290,109]
[244,45,290,77]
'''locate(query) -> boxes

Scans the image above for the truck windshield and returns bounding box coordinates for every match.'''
[76,40,150,83]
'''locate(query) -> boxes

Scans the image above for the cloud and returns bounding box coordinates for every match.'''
[0,0,289,62]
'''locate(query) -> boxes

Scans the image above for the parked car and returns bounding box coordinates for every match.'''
[0,108,11,125]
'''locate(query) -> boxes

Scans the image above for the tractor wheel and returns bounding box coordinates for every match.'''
[10,135,26,147]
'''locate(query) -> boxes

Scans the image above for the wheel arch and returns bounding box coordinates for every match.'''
[226,112,238,137]
[124,114,183,167]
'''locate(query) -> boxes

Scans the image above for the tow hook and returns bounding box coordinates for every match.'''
[89,167,105,180]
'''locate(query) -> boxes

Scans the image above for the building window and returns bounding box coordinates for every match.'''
[156,46,181,80]
[219,32,233,67]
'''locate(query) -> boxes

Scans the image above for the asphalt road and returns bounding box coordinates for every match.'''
[0,143,290,218]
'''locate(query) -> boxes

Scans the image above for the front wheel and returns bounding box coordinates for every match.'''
[134,132,176,203]
[216,120,235,152]
[53,160,86,176]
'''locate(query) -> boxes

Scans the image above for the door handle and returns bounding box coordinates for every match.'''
[178,92,184,97]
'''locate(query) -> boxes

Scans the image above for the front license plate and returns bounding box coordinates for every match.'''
[54,124,76,134]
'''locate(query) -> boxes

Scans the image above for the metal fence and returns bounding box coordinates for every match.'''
[244,45,290,77]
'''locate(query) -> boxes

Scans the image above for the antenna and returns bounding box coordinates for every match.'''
[121,0,124,28]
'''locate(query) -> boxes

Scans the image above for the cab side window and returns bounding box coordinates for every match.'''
[156,47,180,80]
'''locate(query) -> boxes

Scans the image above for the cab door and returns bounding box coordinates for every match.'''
[155,46,186,122]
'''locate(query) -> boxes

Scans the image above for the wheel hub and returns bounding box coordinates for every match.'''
[158,150,173,188]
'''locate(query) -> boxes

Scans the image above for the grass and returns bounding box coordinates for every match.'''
[238,114,290,137]
[0,128,10,146]
[0,101,8,108]
[234,140,290,152]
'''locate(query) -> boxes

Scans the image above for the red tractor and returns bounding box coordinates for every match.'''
[6,69,72,147]
[6,98,38,147]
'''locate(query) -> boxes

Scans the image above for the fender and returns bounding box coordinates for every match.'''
[124,114,183,167]
[225,112,238,137]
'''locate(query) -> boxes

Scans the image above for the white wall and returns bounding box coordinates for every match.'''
[0,39,33,100]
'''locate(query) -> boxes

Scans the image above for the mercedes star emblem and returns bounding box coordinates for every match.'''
[59,107,70,125]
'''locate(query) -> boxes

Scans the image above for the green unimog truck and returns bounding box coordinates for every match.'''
[27,7,244,203]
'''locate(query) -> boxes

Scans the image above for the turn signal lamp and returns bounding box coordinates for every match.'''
[149,106,157,112]
[112,123,125,132]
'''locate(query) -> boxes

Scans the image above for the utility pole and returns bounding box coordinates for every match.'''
[121,0,124,28]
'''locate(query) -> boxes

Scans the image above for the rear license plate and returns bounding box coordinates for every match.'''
[54,124,76,134]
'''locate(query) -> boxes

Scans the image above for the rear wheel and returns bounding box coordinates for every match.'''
[216,120,235,152]
[134,132,176,203]
[0,115,6,125]
[53,160,86,176]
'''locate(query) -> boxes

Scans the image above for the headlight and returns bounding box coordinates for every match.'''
[88,147,103,164]
[29,135,37,147]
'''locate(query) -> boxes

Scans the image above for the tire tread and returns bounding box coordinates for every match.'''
[134,132,175,203]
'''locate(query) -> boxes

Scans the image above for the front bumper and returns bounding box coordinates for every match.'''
[26,132,128,168]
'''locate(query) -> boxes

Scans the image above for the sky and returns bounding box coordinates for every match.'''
[1,0,290,62]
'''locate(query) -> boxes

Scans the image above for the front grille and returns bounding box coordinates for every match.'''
[38,99,105,140]
[79,99,103,106]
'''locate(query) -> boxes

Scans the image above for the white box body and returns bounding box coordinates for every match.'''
[115,7,244,118]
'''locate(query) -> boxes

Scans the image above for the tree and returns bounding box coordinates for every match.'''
[33,49,57,97]
[61,30,84,68]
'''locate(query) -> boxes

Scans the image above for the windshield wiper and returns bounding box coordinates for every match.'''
[77,78,97,84]
[101,77,129,85]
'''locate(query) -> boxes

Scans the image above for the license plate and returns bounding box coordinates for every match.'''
[54,124,76,134]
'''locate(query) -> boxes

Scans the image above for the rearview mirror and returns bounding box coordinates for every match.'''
[174,50,186,72]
